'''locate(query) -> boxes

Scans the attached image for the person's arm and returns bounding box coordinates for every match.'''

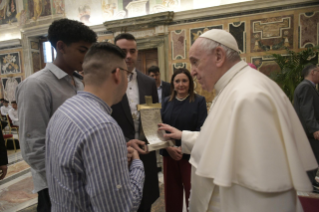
[16,78,51,180]
[81,122,144,211]
[8,109,18,122]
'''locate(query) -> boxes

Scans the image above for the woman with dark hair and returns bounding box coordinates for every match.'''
[161,68,207,212]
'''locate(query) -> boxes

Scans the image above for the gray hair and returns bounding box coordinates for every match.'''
[197,38,241,62]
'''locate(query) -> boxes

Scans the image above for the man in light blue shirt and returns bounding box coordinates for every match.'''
[46,42,145,212]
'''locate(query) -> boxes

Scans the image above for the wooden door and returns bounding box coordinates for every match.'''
[135,48,158,75]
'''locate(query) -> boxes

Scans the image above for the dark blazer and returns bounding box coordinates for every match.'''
[294,79,319,163]
[0,129,8,166]
[111,70,160,210]
[161,81,171,102]
[160,95,207,160]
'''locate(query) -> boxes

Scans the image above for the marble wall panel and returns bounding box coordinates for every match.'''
[171,30,186,60]
[0,52,21,75]
[31,52,41,72]
[172,62,187,73]
[251,56,281,77]
[0,0,18,25]
[190,25,223,46]
[251,15,293,52]
[299,11,319,48]
[30,41,39,50]
[229,21,245,53]
[1,76,22,102]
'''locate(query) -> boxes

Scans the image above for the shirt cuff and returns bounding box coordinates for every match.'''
[181,131,199,154]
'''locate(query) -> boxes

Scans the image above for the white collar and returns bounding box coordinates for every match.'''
[214,61,248,94]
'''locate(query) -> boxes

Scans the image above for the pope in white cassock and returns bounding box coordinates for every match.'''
[158,29,318,212]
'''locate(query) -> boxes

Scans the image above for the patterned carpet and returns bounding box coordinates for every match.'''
[18,184,165,212]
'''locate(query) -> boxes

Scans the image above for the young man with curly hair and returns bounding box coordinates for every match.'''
[16,18,97,212]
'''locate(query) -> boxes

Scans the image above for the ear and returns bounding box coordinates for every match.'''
[56,41,66,54]
[214,46,226,68]
[112,68,121,85]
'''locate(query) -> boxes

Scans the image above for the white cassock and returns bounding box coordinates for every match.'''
[181,61,318,212]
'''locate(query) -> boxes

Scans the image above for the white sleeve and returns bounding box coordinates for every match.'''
[181,130,200,154]
[0,106,5,115]
[8,109,18,122]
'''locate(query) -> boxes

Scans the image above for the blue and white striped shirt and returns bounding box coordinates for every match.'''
[46,91,145,212]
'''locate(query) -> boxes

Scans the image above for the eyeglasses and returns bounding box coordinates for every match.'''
[112,67,133,80]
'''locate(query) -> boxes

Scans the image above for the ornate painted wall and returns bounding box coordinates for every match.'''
[167,5,319,104]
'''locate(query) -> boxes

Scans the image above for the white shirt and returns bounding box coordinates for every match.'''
[126,68,140,139]
[157,81,163,103]
[1,105,12,116]
[9,108,19,126]
[8,108,18,123]
[181,61,317,212]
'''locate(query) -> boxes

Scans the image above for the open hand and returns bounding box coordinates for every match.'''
[158,123,182,140]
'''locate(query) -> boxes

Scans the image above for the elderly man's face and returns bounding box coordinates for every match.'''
[189,39,221,92]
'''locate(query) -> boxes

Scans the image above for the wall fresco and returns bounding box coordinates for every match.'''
[0,0,17,25]
[0,53,21,75]
[26,0,52,21]
[1,76,22,102]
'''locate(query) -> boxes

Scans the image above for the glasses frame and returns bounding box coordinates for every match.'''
[112,67,133,80]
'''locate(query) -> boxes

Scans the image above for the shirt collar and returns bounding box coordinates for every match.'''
[159,81,163,89]
[46,63,69,80]
[215,60,248,93]
[77,91,112,115]
[306,79,316,87]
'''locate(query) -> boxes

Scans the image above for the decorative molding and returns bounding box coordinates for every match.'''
[103,11,174,32]
[136,35,166,50]
[171,0,318,25]
[0,39,22,49]
[90,24,113,36]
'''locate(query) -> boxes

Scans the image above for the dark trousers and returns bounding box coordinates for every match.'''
[37,188,51,212]
[137,206,151,212]
[163,156,191,212]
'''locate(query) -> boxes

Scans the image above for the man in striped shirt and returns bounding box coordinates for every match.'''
[46,42,145,211]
